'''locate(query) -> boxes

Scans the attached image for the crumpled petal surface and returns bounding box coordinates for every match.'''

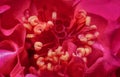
[1,0,120,77]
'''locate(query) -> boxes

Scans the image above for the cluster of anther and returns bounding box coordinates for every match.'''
[34,46,69,71]
[73,10,99,45]
[23,9,99,74]
[73,46,92,63]
[23,15,54,39]
[70,10,99,62]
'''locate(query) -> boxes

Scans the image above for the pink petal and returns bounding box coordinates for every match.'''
[25,74,37,77]
[10,59,25,77]
[0,40,18,75]
[0,5,10,14]
[67,56,85,77]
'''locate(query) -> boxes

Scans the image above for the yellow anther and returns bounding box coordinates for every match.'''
[48,49,53,57]
[55,46,62,52]
[28,15,39,26]
[90,25,97,29]
[45,57,53,62]
[78,35,87,42]
[65,52,69,57]
[44,21,54,31]
[72,53,77,56]
[87,41,95,45]
[85,33,94,40]
[53,56,58,63]
[34,54,39,59]
[82,57,87,63]
[84,46,92,56]
[94,32,99,37]
[47,63,53,71]
[77,47,85,57]
[60,52,69,61]
[52,11,57,20]
[33,25,42,35]
[79,10,87,15]
[55,46,63,55]
[26,34,35,38]
[22,17,27,22]
[48,49,54,57]
[85,16,91,26]
[76,10,87,20]
[37,57,44,61]
[34,42,43,51]
[36,60,45,67]
[23,23,32,30]
[47,21,54,26]
[60,55,67,61]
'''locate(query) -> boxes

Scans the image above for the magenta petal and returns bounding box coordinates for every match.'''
[0,40,18,75]
[67,56,85,77]
[0,24,26,48]
[79,0,120,20]
[0,73,5,77]
[10,59,24,77]
[10,0,31,21]
[111,28,120,57]
[25,74,38,77]
[0,50,16,74]
[0,24,18,36]
[62,40,77,55]
[0,5,10,14]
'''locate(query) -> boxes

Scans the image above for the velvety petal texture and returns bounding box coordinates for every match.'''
[0,0,120,77]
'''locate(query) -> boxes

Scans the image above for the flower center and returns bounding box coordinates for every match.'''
[22,9,99,76]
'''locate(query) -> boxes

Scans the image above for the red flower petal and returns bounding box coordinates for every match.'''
[67,56,85,77]
[0,5,10,14]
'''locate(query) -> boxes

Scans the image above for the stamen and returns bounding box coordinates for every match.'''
[23,23,32,30]
[36,60,45,67]
[33,25,42,34]
[87,41,95,45]
[45,57,53,62]
[77,47,85,57]
[84,46,92,56]
[46,21,54,30]
[53,56,58,63]
[85,16,91,26]
[24,9,30,19]
[90,25,97,29]
[78,35,87,42]
[34,54,39,59]
[55,46,63,55]
[85,33,94,40]
[75,10,86,25]
[26,34,35,38]
[94,32,99,37]
[22,17,27,22]
[47,49,54,57]
[37,57,44,61]
[72,53,77,56]
[47,21,54,25]
[60,52,69,61]
[28,16,39,26]
[34,42,43,51]
[52,11,57,20]
[47,63,53,71]
[82,57,87,63]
